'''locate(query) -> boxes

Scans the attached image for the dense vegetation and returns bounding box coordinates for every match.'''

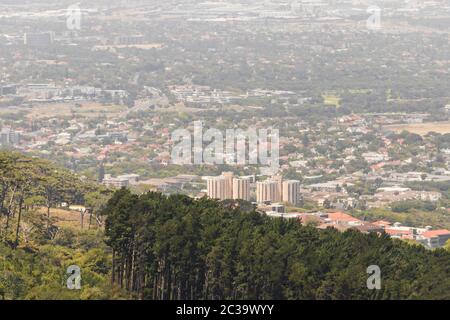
[104,189,450,300]
[0,151,119,299]
[1,152,449,300]
[0,231,120,300]
[0,151,111,247]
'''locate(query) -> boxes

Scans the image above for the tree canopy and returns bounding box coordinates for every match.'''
[104,189,450,300]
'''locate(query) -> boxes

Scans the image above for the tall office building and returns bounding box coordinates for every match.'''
[282,180,300,205]
[232,178,250,201]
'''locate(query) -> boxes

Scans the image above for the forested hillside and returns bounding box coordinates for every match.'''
[0,151,110,247]
[1,152,449,300]
[0,151,119,299]
[104,189,450,300]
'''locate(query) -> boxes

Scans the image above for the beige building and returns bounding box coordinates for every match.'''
[102,177,129,188]
[256,180,280,203]
[206,176,226,200]
[282,180,300,205]
[272,175,283,202]
[206,172,250,201]
[223,172,234,199]
[206,173,300,204]
[256,177,300,205]
[232,178,250,201]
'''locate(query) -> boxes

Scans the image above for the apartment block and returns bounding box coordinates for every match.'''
[282,180,300,205]
[206,172,251,201]
[232,178,250,201]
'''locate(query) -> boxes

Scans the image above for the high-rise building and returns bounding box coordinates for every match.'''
[206,172,253,201]
[206,176,226,200]
[256,180,279,203]
[222,172,234,199]
[205,173,298,204]
[282,180,300,205]
[256,177,300,205]
[272,175,283,202]
[232,178,250,201]
[256,175,284,203]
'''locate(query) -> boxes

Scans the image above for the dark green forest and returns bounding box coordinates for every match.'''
[104,189,450,300]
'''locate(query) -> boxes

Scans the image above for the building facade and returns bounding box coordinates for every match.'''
[256,180,279,203]
[206,172,252,201]
[232,178,250,201]
[282,180,300,205]
[206,176,226,200]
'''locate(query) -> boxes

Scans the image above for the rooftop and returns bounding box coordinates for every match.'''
[422,229,450,238]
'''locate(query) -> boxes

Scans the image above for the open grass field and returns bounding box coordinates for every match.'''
[37,207,100,231]
[25,102,127,119]
[384,121,450,135]
[323,94,341,107]
[0,102,127,120]
[51,208,83,230]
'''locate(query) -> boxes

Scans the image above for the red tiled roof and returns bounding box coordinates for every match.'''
[422,229,450,238]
